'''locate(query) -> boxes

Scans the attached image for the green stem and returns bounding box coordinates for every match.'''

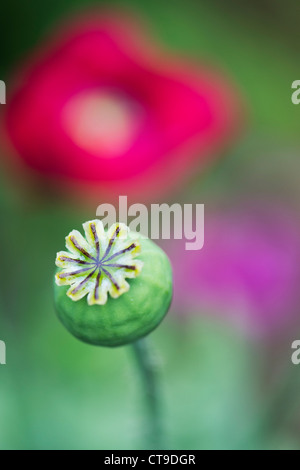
[131,338,163,449]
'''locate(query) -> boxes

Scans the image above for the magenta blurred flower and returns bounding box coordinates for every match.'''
[169,207,300,335]
[3,11,243,200]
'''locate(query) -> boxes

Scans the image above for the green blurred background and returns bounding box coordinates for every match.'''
[0,0,300,450]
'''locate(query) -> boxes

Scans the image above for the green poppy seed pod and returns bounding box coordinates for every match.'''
[54,220,173,347]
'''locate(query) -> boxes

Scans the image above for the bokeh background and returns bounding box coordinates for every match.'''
[0,0,300,450]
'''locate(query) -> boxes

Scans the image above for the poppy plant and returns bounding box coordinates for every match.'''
[54,219,172,346]
[3,11,243,200]
[54,218,173,448]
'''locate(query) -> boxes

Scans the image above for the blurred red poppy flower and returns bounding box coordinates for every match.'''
[168,206,300,337]
[3,11,243,200]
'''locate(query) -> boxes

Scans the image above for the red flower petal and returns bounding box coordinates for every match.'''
[3,12,244,200]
